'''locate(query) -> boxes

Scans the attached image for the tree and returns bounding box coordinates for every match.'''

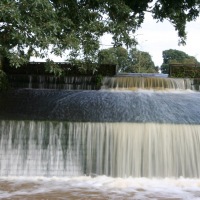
[0,0,200,71]
[161,49,198,74]
[127,48,157,73]
[0,70,8,91]
[140,0,200,45]
[98,47,156,73]
[98,47,129,72]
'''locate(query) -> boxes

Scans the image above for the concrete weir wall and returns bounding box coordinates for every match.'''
[3,62,116,90]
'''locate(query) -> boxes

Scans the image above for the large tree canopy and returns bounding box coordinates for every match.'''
[0,0,200,69]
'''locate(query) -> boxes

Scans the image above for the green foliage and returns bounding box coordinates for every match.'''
[170,65,200,78]
[95,74,103,88]
[0,70,9,91]
[151,0,200,45]
[127,48,156,73]
[0,0,200,72]
[98,47,129,72]
[161,49,199,74]
[67,58,98,75]
[98,47,156,73]
[45,59,64,77]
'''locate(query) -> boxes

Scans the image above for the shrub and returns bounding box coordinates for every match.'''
[0,70,9,91]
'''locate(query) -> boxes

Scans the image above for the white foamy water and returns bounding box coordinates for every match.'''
[1,122,200,178]
[0,176,200,199]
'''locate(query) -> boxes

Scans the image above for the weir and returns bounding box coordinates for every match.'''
[0,75,200,178]
[7,75,99,90]
[102,76,199,91]
[1,121,200,177]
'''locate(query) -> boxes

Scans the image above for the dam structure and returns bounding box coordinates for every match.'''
[0,70,200,199]
[0,74,200,177]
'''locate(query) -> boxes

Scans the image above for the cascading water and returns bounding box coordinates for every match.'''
[102,76,198,91]
[1,121,200,178]
[1,75,200,199]
[7,75,98,90]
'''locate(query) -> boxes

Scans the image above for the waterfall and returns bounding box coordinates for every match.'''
[1,74,200,178]
[1,121,200,178]
[7,75,98,90]
[101,76,198,91]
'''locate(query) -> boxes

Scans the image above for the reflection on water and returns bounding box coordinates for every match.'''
[0,176,200,200]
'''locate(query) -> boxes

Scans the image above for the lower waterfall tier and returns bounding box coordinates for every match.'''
[1,121,200,178]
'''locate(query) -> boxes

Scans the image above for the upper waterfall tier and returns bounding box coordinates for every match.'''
[7,75,99,90]
[101,76,200,91]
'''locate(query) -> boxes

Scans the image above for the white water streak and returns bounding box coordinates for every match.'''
[1,121,200,178]
[102,76,198,91]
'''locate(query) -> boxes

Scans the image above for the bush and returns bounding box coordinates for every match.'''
[0,70,9,91]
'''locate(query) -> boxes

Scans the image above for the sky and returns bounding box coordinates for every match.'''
[100,12,200,67]
[136,13,200,66]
